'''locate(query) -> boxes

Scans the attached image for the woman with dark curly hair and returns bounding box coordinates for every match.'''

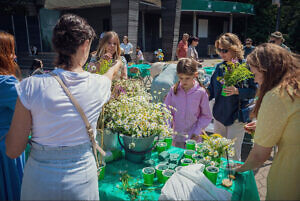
[5,14,122,200]
[237,43,300,200]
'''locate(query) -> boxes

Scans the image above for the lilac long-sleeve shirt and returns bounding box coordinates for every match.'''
[164,82,212,143]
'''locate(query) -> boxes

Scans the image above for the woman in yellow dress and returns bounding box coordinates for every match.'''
[88,31,127,79]
[236,43,300,200]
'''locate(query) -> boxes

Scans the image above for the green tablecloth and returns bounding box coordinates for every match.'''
[25,143,259,200]
[203,66,216,75]
[128,64,151,78]
[98,146,260,201]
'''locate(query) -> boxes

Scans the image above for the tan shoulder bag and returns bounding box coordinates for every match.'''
[49,72,105,173]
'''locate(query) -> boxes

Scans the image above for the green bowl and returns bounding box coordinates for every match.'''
[164,137,173,149]
[204,166,219,184]
[184,150,196,159]
[143,167,155,186]
[157,142,167,154]
[185,139,196,150]
[181,158,193,166]
[155,164,168,183]
[162,169,175,183]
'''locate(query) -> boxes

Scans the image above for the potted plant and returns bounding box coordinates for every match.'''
[104,89,174,163]
[196,133,235,167]
[97,79,154,152]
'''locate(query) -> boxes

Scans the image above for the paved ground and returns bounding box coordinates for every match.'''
[201,58,223,67]
[254,160,271,200]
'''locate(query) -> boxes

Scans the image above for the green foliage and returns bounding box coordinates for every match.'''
[97,59,113,75]
[217,61,253,86]
[225,62,253,86]
[233,0,300,52]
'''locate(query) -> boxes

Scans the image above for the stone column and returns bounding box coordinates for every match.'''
[111,0,139,61]
[161,0,182,61]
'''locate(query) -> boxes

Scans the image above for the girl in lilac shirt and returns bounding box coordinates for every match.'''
[164,58,212,148]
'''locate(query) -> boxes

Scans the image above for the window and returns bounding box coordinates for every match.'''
[198,19,208,38]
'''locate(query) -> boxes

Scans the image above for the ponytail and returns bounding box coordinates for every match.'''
[173,81,180,95]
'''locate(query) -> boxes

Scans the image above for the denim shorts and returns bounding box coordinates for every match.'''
[21,142,99,200]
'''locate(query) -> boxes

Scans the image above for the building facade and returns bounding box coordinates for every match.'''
[0,0,254,67]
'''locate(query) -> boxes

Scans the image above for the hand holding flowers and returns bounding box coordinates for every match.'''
[223,86,239,96]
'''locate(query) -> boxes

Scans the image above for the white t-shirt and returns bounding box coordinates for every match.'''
[137,50,144,61]
[120,42,133,54]
[16,68,111,146]
[187,45,199,60]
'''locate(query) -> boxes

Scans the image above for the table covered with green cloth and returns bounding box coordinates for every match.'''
[98,146,260,201]
[203,66,216,75]
[128,64,151,78]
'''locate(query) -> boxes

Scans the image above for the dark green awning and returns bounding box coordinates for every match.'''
[181,0,254,15]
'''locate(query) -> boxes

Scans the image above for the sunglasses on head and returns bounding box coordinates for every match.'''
[217,48,228,53]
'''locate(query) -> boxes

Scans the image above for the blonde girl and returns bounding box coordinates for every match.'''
[92,31,127,79]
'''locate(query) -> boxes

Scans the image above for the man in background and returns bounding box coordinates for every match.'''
[243,38,255,58]
[269,31,291,52]
[176,33,189,59]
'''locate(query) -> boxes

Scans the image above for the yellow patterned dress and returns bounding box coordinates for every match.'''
[254,86,300,200]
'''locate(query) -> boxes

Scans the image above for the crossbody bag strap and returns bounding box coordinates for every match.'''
[49,72,102,169]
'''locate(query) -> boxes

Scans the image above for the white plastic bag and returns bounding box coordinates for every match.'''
[159,164,231,201]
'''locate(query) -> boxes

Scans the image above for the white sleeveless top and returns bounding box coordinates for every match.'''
[16,68,111,146]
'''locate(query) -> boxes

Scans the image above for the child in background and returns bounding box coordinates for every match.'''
[164,58,212,148]
[91,31,127,79]
[136,46,144,64]
[120,48,128,77]
[30,59,44,75]
[155,49,164,62]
